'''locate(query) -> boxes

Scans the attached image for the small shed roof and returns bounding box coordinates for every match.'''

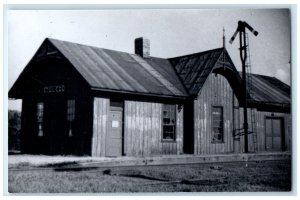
[247,73,290,105]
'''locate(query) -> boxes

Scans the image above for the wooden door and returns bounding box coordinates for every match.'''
[183,101,194,154]
[106,110,123,157]
[45,98,67,155]
[265,117,284,151]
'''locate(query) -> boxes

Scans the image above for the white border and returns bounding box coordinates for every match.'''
[1,1,299,200]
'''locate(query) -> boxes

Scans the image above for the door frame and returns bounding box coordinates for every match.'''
[106,100,124,157]
[265,116,285,151]
[183,99,194,154]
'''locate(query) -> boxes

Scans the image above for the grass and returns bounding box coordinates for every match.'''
[8,160,291,193]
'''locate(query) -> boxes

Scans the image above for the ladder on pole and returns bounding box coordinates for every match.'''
[245,33,258,152]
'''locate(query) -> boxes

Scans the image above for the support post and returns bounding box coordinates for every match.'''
[230,21,258,153]
[239,28,249,153]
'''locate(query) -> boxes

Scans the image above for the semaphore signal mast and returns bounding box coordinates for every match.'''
[229,21,258,153]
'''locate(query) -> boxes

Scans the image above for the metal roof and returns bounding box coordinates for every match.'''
[169,47,290,105]
[48,38,187,98]
[247,73,290,105]
[169,48,240,96]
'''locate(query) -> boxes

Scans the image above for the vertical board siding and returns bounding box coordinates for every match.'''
[92,97,109,157]
[235,108,291,152]
[176,106,183,155]
[195,73,291,155]
[124,101,183,156]
[194,73,235,154]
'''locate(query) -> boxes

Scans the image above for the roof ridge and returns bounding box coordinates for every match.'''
[47,37,143,58]
[167,47,224,60]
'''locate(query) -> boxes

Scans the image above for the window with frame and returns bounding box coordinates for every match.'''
[162,104,176,141]
[37,102,44,137]
[212,106,224,143]
[67,99,75,137]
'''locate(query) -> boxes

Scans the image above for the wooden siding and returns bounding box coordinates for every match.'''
[124,101,183,156]
[92,97,109,157]
[194,72,291,155]
[234,106,291,152]
[194,73,235,154]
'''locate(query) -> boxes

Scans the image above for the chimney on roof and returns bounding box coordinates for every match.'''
[135,37,150,58]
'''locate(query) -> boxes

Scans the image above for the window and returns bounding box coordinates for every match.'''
[162,104,176,141]
[67,100,75,137]
[212,106,223,143]
[37,102,44,136]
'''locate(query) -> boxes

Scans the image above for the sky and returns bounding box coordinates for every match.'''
[7,9,291,111]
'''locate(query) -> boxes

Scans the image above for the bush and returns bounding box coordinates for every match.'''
[8,110,21,152]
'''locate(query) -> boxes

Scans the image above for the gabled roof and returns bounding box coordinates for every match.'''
[48,38,187,98]
[247,73,290,105]
[10,38,186,99]
[169,48,242,97]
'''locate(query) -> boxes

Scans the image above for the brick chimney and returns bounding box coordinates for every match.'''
[135,37,150,58]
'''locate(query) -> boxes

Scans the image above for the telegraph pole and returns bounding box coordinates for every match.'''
[229,21,258,153]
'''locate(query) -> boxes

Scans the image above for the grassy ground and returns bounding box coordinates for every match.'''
[8,160,291,193]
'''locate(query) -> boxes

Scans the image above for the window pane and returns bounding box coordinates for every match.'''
[162,104,176,141]
[212,106,223,142]
[67,100,75,137]
[67,100,75,121]
[37,102,44,136]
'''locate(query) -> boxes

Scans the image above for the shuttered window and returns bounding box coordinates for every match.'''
[37,102,44,137]
[162,104,176,141]
[67,100,75,137]
[212,106,223,143]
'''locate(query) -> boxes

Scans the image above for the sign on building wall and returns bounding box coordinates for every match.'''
[43,85,65,93]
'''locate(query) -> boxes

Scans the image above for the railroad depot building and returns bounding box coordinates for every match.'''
[9,38,291,157]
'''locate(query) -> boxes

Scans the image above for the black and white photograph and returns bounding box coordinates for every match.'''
[6,6,294,194]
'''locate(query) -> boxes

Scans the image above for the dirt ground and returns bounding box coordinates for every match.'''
[8,159,291,193]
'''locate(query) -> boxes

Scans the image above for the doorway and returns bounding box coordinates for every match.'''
[106,101,123,157]
[44,98,67,154]
[265,117,285,151]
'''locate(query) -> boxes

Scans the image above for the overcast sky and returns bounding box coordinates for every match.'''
[8,9,291,110]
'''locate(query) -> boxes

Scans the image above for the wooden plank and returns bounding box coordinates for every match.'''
[143,103,147,156]
[134,102,138,156]
[124,101,127,155]
[139,102,144,156]
[209,75,213,154]
[92,98,98,157]
[195,100,200,155]
[105,98,109,156]
[99,98,104,157]
[100,98,105,157]
[101,98,106,157]
[147,103,151,155]
[144,103,149,156]
[141,102,144,156]
[156,103,160,155]
[95,98,100,157]
[201,97,205,155]
[157,103,162,155]
[125,101,130,156]
[96,98,101,157]
[177,107,180,155]
[124,101,129,155]
[149,103,154,155]
[178,107,183,154]
[131,101,135,155]
[202,88,206,155]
